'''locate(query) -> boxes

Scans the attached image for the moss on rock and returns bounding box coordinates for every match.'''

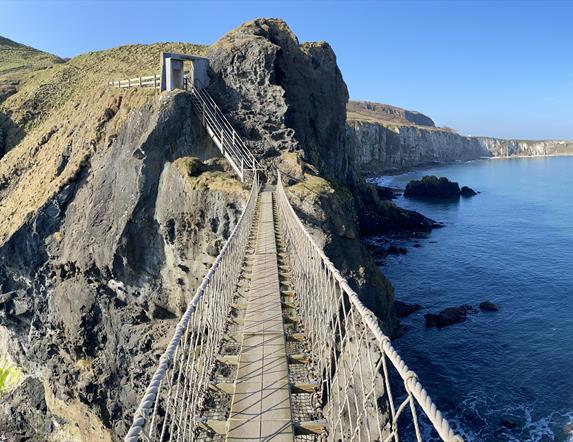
[0,359,21,394]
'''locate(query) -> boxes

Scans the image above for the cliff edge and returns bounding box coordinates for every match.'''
[348,100,436,128]
[347,101,573,174]
[0,20,429,440]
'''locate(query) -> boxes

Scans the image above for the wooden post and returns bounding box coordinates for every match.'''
[139,76,142,87]
[128,78,131,88]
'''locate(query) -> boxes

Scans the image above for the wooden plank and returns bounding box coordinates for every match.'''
[291,382,318,394]
[217,355,239,365]
[227,191,294,441]
[294,420,328,436]
[199,420,227,435]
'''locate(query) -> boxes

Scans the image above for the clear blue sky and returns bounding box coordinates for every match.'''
[1,0,572,140]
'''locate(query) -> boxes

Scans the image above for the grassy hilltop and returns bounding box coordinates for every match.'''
[0,38,206,243]
[0,35,64,97]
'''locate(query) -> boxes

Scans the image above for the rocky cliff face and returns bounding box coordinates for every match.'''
[204,18,433,334]
[0,19,436,440]
[347,118,573,174]
[476,136,573,158]
[207,19,351,181]
[0,89,247,440]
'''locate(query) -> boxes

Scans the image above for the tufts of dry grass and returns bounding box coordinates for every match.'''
[0,35,64,84]
[173,157,248,198]
[0,41,207,244]
[1,41,207,136]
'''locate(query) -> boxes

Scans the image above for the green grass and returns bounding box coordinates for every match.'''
[1,38,208,136]
[0,40,209,244]
[0,359,21,393]
[0,35,64,81]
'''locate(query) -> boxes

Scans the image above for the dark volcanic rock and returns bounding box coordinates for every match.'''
[374,185,398,200]
[0,92,244,439]
[395,300,422,318]
[461,185,477,197]
[0,378,52,439]
[386,245,407,256]
[208,18,349,177]
[479,301,499,312]
[405,176,461,199]
[501,417,518,430]
[425,304,473,327]
[356,182,440,234]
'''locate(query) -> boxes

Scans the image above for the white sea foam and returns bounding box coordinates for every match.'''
[428,388,573,441]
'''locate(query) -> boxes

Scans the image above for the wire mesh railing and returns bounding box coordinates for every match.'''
[275,172,462,442]
[124,173,260,442]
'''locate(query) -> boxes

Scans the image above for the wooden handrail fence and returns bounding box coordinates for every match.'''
[107,74,260,183]
[108,74,161,89]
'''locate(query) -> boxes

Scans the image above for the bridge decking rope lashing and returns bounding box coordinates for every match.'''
[124,86,462,441]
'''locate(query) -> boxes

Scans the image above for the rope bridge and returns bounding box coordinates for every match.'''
[124,174,261,441]
[123,85,461,441]
[275,173,461,441]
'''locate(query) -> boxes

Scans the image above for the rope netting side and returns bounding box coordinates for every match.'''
[125,173,260,442]
[275,173,462,442]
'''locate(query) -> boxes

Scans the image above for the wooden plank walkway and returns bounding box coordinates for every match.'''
[226,190,294,441]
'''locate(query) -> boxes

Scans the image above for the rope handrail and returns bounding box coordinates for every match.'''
[124,172,260,441]
[195,88,255,162]
[275,171,462,441]
[193,103,247,167]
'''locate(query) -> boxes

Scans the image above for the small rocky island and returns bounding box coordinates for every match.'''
[425,301,500,328]
[404,175,477,199]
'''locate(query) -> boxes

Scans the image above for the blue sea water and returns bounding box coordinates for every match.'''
[373,156,573,441]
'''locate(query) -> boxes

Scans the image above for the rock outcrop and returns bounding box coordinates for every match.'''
[460,185,477,197]
[424,305,475,328]
[346,116,573,175]
[207,19,351,180]
[479,301,499,312]
[405,176,461,200]
[0,19,442,440]
[394,301,423,318]
[0,90,247,439]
